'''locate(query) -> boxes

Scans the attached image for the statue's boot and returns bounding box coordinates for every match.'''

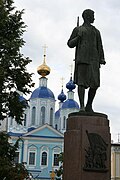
[80,106,85,112]
[85,88,97,112]
[78,86,85,111]
[85,104,93,112]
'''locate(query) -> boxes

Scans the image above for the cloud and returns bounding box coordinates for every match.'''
[14,0,120,142]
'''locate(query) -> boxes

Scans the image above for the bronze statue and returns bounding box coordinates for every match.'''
[67,9,106,112]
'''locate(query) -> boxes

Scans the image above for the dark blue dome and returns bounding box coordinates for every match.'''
[55,109,60,118]
[66,77,76,91]
[62,99,79,109]
[58,89,66,102]
[19,95,26,102]
[30,87,55,99]
[19,95,28,106]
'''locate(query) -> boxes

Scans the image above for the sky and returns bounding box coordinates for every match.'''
[14,0,120,142]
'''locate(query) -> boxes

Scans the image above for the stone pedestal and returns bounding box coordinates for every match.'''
[63,112,111,180]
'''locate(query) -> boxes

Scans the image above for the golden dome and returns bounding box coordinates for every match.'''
[37,54,51,77]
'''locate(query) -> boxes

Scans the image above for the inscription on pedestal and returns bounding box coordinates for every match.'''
[83,130,108,172]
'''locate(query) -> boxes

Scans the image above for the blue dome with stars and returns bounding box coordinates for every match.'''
[66,76,76,91]
[30,86,55,99]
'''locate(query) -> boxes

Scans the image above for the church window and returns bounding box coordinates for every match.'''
[63,116,66,129]
[55,124,58,130]
[28,146,37,166]
[41,106,45,125]
[53,154,59,166]
[29,152,36,165]
[14,152,19,163]
[32,107,36,125]
[53,147,61,167]
[50,108,53,126]
[41,151,47,166]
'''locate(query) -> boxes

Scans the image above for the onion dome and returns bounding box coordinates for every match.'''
[37,55,50,77]
[62,99,79,109]
[58,89,66,102]
[55,109,60,118]
[66,76,76,91]
[30,86,55,100]
[19,95,26,102]
[19,95,28,106]
[31,46,55,100]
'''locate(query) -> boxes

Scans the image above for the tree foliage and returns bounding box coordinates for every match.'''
[55,152,63,179]
[0,0,33,124]
[0,132,28,180]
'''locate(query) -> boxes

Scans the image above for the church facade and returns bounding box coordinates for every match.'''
[0,50,79,179]
[0,50,120,179]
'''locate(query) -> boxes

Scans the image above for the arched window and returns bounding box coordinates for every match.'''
[63,116,66,129]
[53,147,61,167]
[55,124,58,130]
[41,152,47,166]
[32,107,36,125]
[50,108,53,126]
[14,151,20,163]
[28,146,37,166]
[41,106,45,125]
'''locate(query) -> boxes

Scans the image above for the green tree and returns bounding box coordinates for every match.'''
[55,152,63,179]
[0,0,33,124]
[0,132,28,180]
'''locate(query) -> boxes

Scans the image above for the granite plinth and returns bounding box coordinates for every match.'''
[63,113,111,180]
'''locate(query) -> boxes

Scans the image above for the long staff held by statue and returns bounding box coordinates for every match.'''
[74,16,79,76]
[74,16,79,61]
[77,16,79,27]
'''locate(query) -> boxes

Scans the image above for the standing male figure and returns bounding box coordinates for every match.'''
[67,9,106,112]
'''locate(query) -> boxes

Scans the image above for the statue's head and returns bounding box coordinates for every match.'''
[82,9,95,23]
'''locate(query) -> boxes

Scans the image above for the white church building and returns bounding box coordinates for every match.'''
[0,50,79,179]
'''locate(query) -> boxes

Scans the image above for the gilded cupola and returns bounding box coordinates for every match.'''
[37,45,51,77]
